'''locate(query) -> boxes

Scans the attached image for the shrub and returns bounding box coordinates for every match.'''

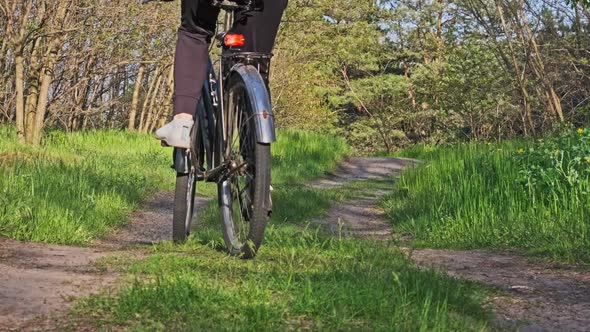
[515,127,590,201]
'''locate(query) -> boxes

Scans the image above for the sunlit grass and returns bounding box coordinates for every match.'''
[272,129,351,184]
[1,125,493,330]
[74,237,490,331]
[0,126,349,245]
[384,141,590,263]
[0,127,173,245]
[74,178,490,331]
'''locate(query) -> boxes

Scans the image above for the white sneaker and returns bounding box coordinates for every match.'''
[155,118,194,149]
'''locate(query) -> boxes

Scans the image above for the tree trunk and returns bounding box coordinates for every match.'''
[143,73,164,133]
[496,1,535,134]
[435,0,444,61]
[516,7,564,123]
[32,46,61,145]
[14,54,25,142]
[149,64,174,132]
[403,62,417,109]
[31,0,70,146]
[12,1,33,143]
[128,64,145,131]
[139,66,160,131]
[24,38,43,144]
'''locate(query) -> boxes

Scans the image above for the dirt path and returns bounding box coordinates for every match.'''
[311,157,590,332]
[2,157,590,331]
[310,157,416,189]
[412,249,590,332]
[0,192,210,331]
[0,158,414,330]
[0,239,116,331]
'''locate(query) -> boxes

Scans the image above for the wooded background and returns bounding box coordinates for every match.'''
[1,0,589,151]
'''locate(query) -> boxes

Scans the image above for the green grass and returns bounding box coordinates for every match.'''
[384,140,590,263]
[0,126,174,245]
[74,238,490,331]
[70,169,490,331]
[271,129,351,184]
[73,178,490,331]
[0,126,493,330]
[0,127,349,245]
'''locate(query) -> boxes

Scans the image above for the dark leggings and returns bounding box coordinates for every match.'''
[174,0,287,116]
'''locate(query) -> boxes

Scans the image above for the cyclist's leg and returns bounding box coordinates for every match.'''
[174,0,219,114]
[175,0,219,116]
[230,1,287,200]
[232,0,288,53]
[156,0,220,148]
[230,0,287,91]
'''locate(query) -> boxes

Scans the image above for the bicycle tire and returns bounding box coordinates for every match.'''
[172,112,204,243]
[219,77,271,259]
[172,169,196,243]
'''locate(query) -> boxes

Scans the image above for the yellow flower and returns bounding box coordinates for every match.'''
[585,157,590,164]
[578,128,585,135]
[517,148,525,154]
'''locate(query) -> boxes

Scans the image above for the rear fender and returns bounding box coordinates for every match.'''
[229,64,276,144]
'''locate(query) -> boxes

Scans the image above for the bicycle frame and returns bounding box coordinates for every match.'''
[173,5,276,183]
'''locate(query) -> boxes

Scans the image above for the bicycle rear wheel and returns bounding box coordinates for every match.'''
[219,77,271,259]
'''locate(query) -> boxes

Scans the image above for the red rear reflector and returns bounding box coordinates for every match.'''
[224,34,245,47]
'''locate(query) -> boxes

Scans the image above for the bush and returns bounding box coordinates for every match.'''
[515,127,590,200]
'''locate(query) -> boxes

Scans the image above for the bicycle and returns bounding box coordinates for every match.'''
[171,0,275,259]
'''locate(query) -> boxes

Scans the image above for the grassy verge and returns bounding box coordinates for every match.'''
[0,127,173,244]
[0,127,349,245]
[383,131,590,263]
[272,129,351,184]
[73,180,490,331]
[75,240,489,330]
[1,126,492,330]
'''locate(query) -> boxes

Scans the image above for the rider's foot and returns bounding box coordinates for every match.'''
[155,115,194,149]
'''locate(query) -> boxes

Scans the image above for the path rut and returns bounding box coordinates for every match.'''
[2,157,589,331]
[412,249,590,332]
[310,157,590,332]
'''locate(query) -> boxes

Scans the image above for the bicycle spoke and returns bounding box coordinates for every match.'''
[229,92,257,163]
[224,84,258,246]
[230,95,245,157]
